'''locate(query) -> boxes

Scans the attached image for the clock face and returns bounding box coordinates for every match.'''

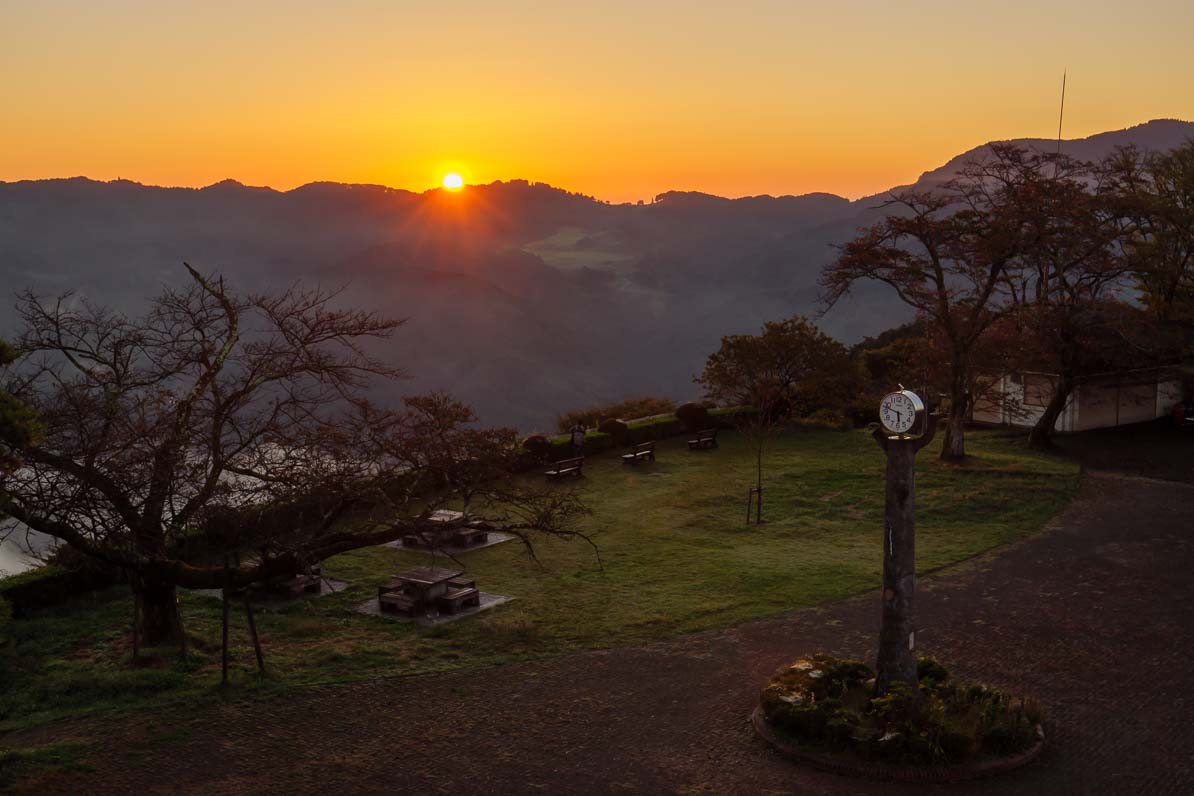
[879,391,919,434]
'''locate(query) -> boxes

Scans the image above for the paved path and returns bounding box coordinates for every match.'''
[24,473,1194,794]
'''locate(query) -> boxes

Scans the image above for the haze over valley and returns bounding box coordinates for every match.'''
[3,119,1191,430]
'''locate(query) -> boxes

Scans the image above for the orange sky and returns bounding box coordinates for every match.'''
[3,1,1192,202]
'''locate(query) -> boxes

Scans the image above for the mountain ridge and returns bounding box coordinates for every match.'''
[3,118,1190,430]
[7,118,1190,207]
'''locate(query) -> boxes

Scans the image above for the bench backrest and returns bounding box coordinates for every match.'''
[634,442,654,452]
[552,456,584,468]
[698,428,717,439]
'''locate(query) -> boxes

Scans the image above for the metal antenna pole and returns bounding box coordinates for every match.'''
[1056,70,1067,156]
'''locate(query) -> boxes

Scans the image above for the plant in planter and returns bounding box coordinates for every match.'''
[758,655,1043,770]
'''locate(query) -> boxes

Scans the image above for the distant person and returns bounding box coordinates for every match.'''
[569,423,586,456]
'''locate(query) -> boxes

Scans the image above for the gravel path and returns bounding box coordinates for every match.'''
[17,472,1194,795]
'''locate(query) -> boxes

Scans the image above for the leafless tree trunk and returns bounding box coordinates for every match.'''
[1027,375,1074,449]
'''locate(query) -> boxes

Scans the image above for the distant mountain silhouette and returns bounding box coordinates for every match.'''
[2,119,1190,429]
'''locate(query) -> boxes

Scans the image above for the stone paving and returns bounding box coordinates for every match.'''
[14,471,1194,795]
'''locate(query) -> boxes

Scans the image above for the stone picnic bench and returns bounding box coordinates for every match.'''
[378,566,481,617]
[259,564,322,598]
[688,428,718,450]
[545,456,584,480]
[621,441,655,465]
[401,509,492,550]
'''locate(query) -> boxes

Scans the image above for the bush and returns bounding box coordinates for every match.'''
[759,654,1042,766]
[847,397,881,427]
[792,408,852,431]
[674,402,711,432]
[520,433,552,460]
[708,406,757,428]
[917,657,950,687]
[597,418,629,446]
[556,396,677,432]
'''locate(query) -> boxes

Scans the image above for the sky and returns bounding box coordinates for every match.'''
[2,0,1192,202]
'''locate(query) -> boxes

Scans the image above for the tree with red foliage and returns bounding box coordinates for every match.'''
[995,153,1150,447]
[1102,141,1194,327]
[822,144,1043,460]
[696,315,854,523]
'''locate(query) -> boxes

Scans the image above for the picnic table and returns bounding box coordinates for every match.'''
[261,563,322,597]
[402,511,492,549]
[378,566,480,616]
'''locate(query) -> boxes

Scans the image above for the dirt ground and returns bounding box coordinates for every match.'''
[9,450,1194,795]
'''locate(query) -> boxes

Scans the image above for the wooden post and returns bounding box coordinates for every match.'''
[746,487,763,524]
[177,603,188,661]
[132,586,141,660]
[221,557,230,687]
[756,442,764,525]
[872,415,937,697]
[242,594,266,676]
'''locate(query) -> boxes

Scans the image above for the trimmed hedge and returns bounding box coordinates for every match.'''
[0,563,116,619]
[532,405,757,461]
[626,414,684,445]
[556,396,677,433]
[547,430,613,458]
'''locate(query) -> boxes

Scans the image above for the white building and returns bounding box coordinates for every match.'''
[971,366,1187,432]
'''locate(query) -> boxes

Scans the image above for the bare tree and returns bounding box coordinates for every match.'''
[0,339,39,483]
[0,267,591,646]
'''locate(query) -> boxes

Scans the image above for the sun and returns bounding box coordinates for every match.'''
[442,173,464,190]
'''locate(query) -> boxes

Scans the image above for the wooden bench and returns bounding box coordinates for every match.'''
[545,456,584,480]
[438,586,481,614]
[621,441,655,465]
[688,428,718,450]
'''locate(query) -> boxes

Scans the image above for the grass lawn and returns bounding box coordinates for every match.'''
[0,427,1079,733]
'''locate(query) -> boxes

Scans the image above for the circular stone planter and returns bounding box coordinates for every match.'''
[752,706,1045,783]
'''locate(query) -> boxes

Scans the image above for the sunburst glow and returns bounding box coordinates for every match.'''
[442,173,464,190]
